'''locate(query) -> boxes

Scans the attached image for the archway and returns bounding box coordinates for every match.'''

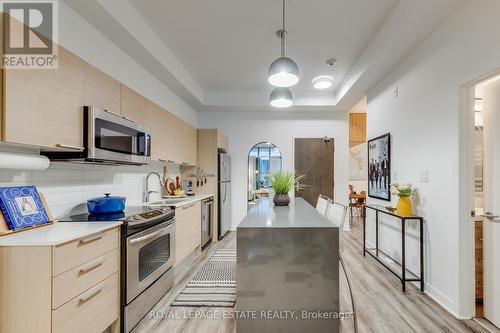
[247,142,282,210]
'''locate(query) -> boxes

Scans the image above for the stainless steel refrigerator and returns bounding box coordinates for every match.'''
[218,152,231,239]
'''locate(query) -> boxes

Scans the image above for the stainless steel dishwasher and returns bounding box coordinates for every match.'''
[201,197,213,249]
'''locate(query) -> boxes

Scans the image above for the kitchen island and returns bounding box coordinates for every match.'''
[237,197,339,333]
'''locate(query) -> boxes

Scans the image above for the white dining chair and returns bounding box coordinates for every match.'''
[326,200,358,332]
[315,194,330,216]
[325,200,349,231]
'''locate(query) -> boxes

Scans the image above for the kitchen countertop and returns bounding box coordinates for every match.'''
[0,222,122,247]
[161,193,214,208]
[238,197,336,228]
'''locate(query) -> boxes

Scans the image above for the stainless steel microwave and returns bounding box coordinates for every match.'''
[43,106,151,165]
[85,106,151,165]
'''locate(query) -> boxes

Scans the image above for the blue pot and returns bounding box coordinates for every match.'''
[87,193,126,214]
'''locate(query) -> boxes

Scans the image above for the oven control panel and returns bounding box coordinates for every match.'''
[125,207,172,224]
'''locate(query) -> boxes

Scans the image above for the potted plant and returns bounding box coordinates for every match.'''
[390,183,416,216]
[265,170,305,206]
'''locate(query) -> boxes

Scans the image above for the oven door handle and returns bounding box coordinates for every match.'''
[129,229,164,244]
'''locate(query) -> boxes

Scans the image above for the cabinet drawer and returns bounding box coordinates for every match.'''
[52,273,119,333]
[52,249,119,309]
[52,228,119,276]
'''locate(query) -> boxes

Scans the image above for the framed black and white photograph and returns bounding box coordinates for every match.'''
[368,133,391,201]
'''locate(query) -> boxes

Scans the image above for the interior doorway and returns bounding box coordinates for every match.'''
[294,137,334,206]
[470,76,500,332]
[247,142,282,210]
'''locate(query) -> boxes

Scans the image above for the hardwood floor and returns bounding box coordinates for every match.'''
[133,220,488,333]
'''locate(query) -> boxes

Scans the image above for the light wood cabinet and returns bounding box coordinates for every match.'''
[186,129,229,243]
[146,100,197,165]
[217,131,229,151]
[83,64,121,114]
[349,113,366,145]
[3,47,85,149]
[145,100,171,162]
[175,201,201,264]
[120,85,146,124]
[52,273,119,333]
[179,119,197,165]
[0,227,120,333]
[0,14,198,162]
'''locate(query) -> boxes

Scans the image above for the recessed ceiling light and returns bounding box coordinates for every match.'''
[312,76,333,90]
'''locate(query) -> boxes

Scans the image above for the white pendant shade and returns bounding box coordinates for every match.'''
[270,87,293,108]
[268,57,300,88]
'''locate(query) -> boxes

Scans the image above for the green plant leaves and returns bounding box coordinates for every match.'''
[265,170,306,194]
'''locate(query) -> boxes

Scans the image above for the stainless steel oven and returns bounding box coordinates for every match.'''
[85,106,151,165]
[126,219,175,303]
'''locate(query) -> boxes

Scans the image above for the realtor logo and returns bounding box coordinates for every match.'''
[1,0,58,69]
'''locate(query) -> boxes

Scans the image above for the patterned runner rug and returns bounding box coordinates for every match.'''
[170,248,236,307]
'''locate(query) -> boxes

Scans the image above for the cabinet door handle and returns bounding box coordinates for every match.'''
[55,144,84,151]
[79,258,105,274]
[158,159,167,163]
[78,284,104,304]
[182,203,195,210]
[79,232,104,245]
[121,115,136,123]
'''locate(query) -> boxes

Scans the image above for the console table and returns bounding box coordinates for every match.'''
[363,205,424,292]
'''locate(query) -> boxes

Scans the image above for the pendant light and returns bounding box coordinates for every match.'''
[270,87,293,108]
[268,0,299,88]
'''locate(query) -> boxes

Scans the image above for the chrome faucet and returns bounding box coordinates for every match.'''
[145,172,164,202]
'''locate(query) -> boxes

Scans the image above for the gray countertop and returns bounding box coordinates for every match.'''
[238,197,336,228]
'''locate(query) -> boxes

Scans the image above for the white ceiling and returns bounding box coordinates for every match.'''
[129,0,397,93]
[64,0,465,112]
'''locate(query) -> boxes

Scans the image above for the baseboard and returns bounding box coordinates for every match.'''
[424,282,460,318]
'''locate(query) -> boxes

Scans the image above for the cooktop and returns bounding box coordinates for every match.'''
[59,205,174,224]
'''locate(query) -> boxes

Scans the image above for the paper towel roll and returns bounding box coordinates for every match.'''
[0,152,50,170]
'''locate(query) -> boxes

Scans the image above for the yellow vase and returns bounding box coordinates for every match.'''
[396,197,412,216]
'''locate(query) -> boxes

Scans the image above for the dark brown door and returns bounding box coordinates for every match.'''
[294,138,334,206]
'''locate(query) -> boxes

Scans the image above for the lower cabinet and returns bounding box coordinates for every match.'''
[0,227,120,333]
[175,201,202,264]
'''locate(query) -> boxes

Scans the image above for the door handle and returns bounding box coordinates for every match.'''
[79,232,104,245]
[481,212,500,223]
[129,230,163,244]
[78,284,104,304]
[55,143,85,151]
[79,258,105,274]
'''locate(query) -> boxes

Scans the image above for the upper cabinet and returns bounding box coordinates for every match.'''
[217,131,229,151]
[349,113,366,145]
[145,100,171,162]
[145,100,197,165]
[179,119,197,166]
[0,14,198,163]
[83,64,121,114]
[120,85,146,124]
[3,47,85,149]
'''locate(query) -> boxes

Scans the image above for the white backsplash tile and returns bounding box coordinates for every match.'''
[0,161,181,219]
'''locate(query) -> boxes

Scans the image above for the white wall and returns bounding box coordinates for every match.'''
[198,111,350,230]
[366,0,500,317]
[58,1,198,126]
